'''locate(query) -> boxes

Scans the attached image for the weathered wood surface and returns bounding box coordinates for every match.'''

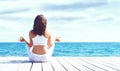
[0,57,120,71]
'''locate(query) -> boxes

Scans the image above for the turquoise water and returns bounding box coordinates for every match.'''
[0,42,120,57]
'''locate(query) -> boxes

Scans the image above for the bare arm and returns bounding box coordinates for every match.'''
[19,31,33,47]
[47,32,54,48]
[47,31,61,48]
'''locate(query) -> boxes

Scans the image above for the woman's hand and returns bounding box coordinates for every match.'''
[55,37,60,42]
[19,37,25,42]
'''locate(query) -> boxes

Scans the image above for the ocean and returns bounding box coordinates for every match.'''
[0,42,120,57]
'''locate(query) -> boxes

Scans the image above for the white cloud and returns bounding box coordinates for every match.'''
[0,0,120,42]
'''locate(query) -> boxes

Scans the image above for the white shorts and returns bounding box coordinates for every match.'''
[26,44,54,62]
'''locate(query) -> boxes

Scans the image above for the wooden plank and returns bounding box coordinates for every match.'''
[89,57,120,70]
[0,63,20,71]
[0,57,25,71]
[31,63,42,71]
[95,57,120,66]
[81,57,119,71]
[56,57,79,71]
[64,57,93,71]
[107,57,120,64]
[42,61,54,71]
[1,57,120,71]
[105,57,120,66]
[50,57,66,71]
[72,57,107,71]
[18,63,32,71]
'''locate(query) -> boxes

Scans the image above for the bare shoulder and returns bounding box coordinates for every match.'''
[45,30,52,38]
[29,30,33,35]
[29,30,35,38]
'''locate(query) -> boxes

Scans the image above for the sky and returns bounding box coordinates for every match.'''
[0,0,120,42]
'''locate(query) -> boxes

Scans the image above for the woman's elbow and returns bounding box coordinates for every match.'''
[27,44,33,47]
[48,43,54,48]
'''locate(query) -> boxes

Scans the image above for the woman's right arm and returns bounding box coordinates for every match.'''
[47,31,61,48]
[47,32,54,48]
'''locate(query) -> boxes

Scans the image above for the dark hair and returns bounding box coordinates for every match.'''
[32,14,47,35]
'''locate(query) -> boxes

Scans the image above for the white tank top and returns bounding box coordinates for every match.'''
[32,35,47,46]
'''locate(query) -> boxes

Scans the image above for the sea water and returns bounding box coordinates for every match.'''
[0,42,120,57]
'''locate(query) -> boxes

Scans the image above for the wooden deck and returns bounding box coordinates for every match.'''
[0,57,120,71]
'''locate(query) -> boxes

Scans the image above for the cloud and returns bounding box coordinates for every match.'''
[96,17,114,22]
[43,0,107,11]
[88,15,115,23]
[49,16,85,22]
[0,26,7,31]
[0,8,30,14]
[0,0,120,42]
[0,0,33,14]
[0,15,32,22]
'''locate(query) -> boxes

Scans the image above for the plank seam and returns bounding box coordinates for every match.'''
[78,58,107,71]
[56,58,68,71]
[29,62,33,71]
[71,57,95,71]
[86,58,120,71]
[63,57,81,71]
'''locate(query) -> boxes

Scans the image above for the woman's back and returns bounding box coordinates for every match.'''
[32,35,47,46]
[30,30,51,55]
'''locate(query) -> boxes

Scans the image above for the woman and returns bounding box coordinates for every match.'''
[19,14,60,62]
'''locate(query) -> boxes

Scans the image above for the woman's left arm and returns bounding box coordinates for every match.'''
[19,31,33,47]
[28,31,33,47]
